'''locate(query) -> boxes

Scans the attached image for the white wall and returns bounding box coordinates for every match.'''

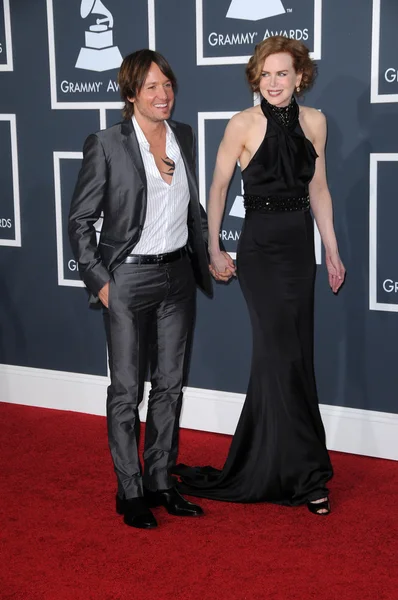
[1,364,397,461]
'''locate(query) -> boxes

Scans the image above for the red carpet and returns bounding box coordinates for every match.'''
[1,403,397,600]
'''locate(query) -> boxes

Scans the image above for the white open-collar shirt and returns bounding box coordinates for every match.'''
[131,115,190,255]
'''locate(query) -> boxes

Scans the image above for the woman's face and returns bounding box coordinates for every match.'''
[258,52,302,107]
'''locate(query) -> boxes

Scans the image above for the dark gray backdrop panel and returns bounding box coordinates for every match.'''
[0,0,397,414]
[52,1,149,105]
[0,0,8,66]
[0,0,7,66]
[379,2,398,95]
[0,121,14,239]
[201,0,316,59]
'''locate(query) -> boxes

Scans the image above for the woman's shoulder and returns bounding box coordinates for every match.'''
[299,105,327,148]
[227,105,264,130]
[299,105,326,127]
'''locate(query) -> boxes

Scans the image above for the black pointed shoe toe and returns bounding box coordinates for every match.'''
[144,487,204,517]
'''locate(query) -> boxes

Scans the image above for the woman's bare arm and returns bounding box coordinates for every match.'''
[307,109,345,292]
[207,114,247,276]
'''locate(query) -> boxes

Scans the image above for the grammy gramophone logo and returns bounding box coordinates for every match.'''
[75,0,123,72]
[226,0,286,21]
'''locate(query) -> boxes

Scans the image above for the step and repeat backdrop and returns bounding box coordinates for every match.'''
[0,0,397,416]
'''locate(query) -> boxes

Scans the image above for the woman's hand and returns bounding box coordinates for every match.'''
[209,251,236,282]
[326,251,345,293]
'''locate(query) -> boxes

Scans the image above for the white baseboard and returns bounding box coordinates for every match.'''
[1,364,397,460]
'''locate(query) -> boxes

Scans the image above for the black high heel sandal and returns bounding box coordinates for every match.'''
[307,498,331,516]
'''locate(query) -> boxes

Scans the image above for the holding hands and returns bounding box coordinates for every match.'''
[209,250,236,282]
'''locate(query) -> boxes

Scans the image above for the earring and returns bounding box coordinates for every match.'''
[296,86,301,93]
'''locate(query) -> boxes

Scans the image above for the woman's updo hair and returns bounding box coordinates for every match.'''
[245,36,317,96]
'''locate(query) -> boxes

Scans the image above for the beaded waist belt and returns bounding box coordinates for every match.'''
[243,194,310,212]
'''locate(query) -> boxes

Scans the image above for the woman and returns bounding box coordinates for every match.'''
[173,36,345,515]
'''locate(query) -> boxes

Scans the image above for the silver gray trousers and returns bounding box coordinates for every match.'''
[103,255,196,499]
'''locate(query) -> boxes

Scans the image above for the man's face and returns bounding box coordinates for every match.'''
[129,62,174,123]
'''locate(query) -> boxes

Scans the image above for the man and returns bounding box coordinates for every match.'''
[69,49,234,529]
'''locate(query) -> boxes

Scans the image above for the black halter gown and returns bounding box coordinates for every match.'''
[173,97,333,506]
